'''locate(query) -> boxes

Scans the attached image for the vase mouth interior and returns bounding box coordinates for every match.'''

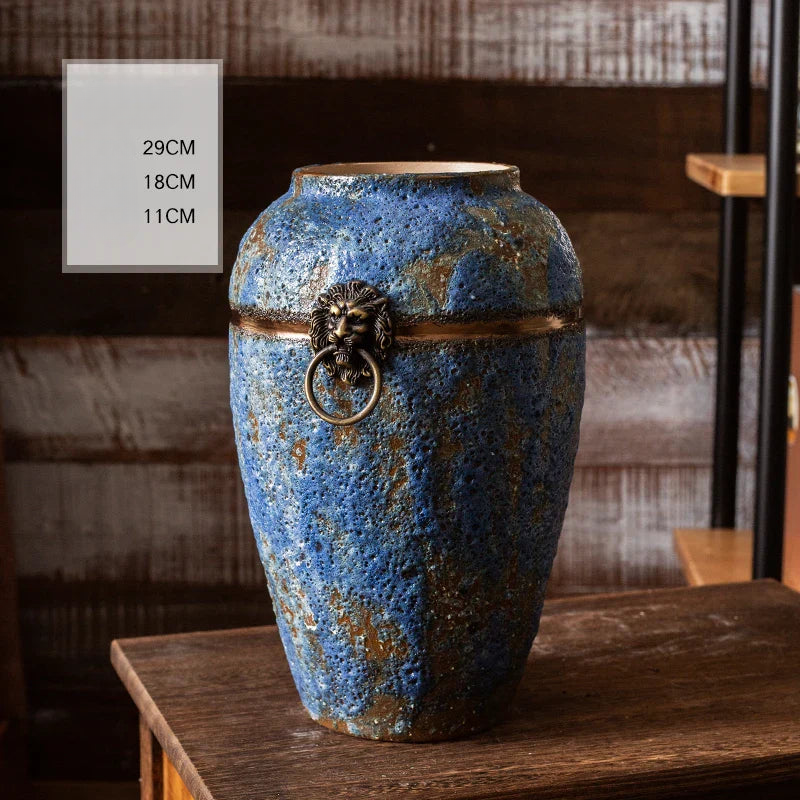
[295,161,516,177]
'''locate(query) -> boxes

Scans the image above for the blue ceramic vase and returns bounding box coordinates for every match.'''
[229,162,584,741]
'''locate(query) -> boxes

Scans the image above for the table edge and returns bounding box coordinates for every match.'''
[111,639,214,800]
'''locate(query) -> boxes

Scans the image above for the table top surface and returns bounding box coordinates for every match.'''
[112,580,800,800]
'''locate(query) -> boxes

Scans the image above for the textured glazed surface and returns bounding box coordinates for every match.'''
[230,168,581,323]
[230,165,585,741]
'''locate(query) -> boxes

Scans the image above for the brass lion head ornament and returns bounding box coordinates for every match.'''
[309,281,393,384]
[305,281,394,425]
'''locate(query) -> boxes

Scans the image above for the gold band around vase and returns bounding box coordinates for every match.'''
[304,345,383,426]
[231,308,582,341]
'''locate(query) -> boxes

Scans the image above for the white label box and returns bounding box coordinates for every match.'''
[63,60,222,273]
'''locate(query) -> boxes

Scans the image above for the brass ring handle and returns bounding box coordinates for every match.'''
[304,345,383,426]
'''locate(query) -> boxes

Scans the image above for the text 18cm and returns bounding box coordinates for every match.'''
[145,174,195,190]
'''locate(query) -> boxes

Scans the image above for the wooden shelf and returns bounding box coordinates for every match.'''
[686,153,800,197]
[673,527,752,586]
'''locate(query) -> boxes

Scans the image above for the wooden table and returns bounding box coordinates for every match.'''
[112,581,800,800]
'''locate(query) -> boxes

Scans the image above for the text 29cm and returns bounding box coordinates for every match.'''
[143,139,195,155]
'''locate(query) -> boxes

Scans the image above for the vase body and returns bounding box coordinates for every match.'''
[229,162,585,741]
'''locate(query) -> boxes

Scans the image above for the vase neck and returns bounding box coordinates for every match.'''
[290,162,520,197]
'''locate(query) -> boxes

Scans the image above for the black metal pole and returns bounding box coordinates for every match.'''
[753,0,799,579]
[712,0,752,529]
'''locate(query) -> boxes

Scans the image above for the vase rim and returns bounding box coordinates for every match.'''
[294,161,517,177]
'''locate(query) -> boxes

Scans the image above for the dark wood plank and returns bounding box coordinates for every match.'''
[114,582,800,800]
[0,207,235,337]
[0,419,28,790]
[0,0,771,86]
[0,422,26,720]
[580,211,764,335]
[0,79,768,213]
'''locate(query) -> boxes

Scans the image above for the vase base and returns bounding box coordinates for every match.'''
[306,683,517,743]
[310,710,499,743]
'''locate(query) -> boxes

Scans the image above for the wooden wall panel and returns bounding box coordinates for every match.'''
[7,463,257,585]
[554,465,756,594]
[0,0,770,86]
[0,421,28,789]
[0,338,236,463]
[578,212,763,336]
[0,428,25,707]
[577,337,759,468]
